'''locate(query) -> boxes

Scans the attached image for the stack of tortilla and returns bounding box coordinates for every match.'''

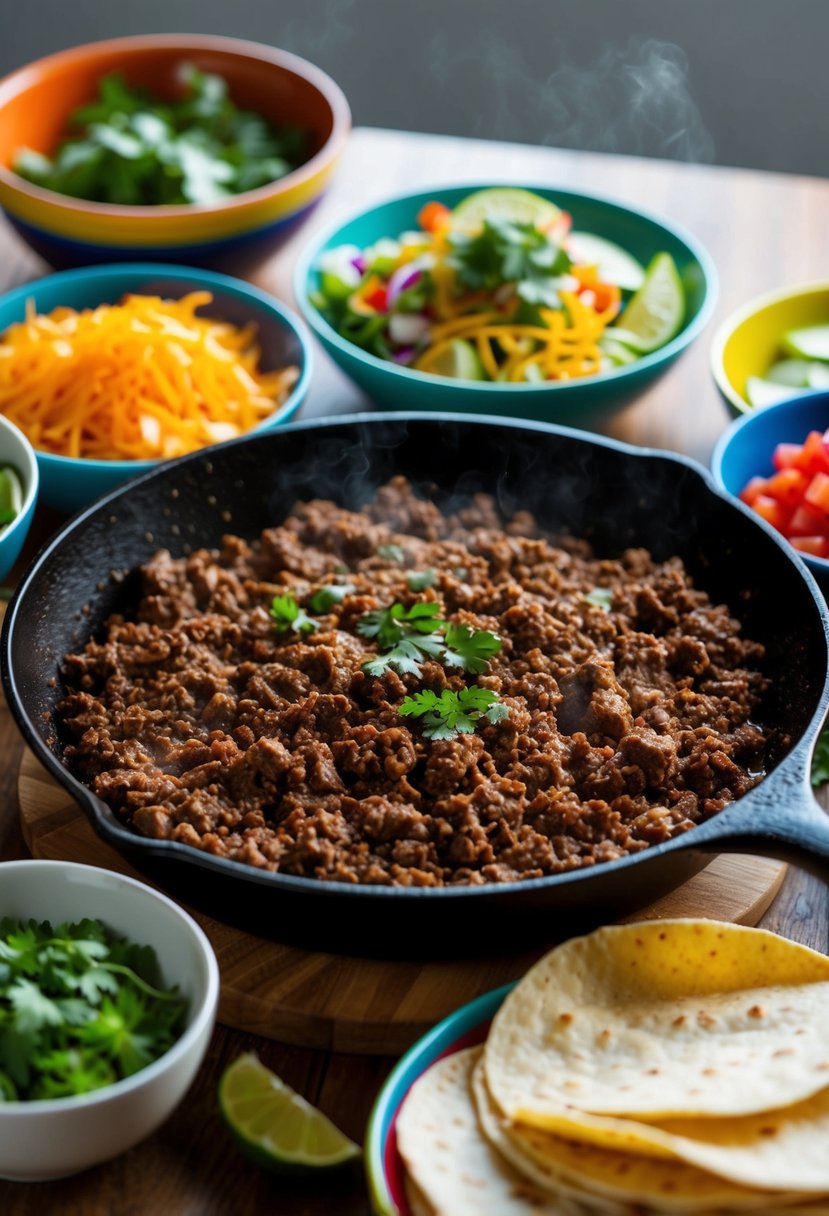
[396,920,829,1215]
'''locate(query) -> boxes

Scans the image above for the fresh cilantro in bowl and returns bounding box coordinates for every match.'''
[13,67,307,206]
[0,916,187,1101]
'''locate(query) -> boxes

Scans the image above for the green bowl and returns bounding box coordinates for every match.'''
[0,263,312,514]
[710,280,829,417]
[295,184,717,425]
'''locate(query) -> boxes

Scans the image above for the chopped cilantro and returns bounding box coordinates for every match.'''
[13,67,306,206]
[583,587,614,611]
[812,724,829,787]
[269,594,318,635]
[446,217,570,310]
[308,583,355,614]
[399,687,510,740]
[441,623,502,674]
[406,569,438,592]
[0,917,186,1101]
[377,543,405,564]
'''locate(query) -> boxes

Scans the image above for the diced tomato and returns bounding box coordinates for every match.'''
[364,285,388,312]
[805,471,829,513]
[788,503,829,537]
[417,201,452,234]
[773,442,804,471]
[752,494,791,532]
[763,467,810,507]
[791,535,829,558]
[739,476,769,507]
[794,430,829,475]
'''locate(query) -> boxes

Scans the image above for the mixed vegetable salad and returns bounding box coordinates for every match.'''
[14,68,307,206]
[311,188,687,383]
[744,324,829,408]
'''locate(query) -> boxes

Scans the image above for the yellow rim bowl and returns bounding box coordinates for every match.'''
[711,280,829,415]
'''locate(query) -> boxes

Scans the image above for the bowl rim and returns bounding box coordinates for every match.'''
[710,278,829,415]
[710,386,829,571]
[0,33,351,218]
[0,260,314,472]
[0,413,39,533]
[294,180,718,395]
[0,858,219,1115]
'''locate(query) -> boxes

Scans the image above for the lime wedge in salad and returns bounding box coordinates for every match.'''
[782,325,829,361]
[607,252,685,354]
[0,466,23,527]
[568,232,646,292]
[450,187,561,232]
[219,1053,361,1174]
[419,337,487,381]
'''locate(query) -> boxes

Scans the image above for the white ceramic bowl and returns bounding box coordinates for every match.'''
[0,860,219,1181]
[0,413,38,582]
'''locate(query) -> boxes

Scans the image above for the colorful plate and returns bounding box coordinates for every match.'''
[365,982,513,1216]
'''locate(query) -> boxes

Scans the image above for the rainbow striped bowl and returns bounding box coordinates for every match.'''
[0,34,350,274]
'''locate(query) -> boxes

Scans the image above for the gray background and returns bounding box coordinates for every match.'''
[2,0,826,178]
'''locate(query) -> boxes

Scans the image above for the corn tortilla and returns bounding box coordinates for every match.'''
[485,920,829,1122]
[396,1047,585,1215]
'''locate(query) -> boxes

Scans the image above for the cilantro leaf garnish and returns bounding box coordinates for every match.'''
[407,569,438,591]
[269,594,318,635]
[308,583,356,614]
[441,624,502,674]
[359,601,445,676]
[0,918,187,1101]
[812,724,829,787]
[446,217,570,307]
[377,543,405,564]
[399,687,510,740]
[583,587,614,611]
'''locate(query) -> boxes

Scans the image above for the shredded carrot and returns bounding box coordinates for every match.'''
[0,292,299,461]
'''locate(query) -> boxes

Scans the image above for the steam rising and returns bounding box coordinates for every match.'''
[430,35,714,164]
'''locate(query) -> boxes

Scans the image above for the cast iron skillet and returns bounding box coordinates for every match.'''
[4,413,829,955]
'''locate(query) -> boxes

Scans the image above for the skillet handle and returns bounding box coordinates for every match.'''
[689,741,829,883]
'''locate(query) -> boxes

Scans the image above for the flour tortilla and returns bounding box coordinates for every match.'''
[396,1047,585,1215]
[485,919,829,1121]
[471,1058,807,1211]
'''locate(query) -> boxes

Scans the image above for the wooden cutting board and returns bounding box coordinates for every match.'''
[18,748,787,1056]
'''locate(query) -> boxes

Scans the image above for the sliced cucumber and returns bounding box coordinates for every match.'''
[568,232,645,292]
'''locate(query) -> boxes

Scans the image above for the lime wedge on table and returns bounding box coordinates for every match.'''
[421,337,486,381]
[568,232,646,292]
[219,1053,360,1173]
[0,466,23,527]
[450,187,561,231]
[607,252,685,354]
[782,325,829,361]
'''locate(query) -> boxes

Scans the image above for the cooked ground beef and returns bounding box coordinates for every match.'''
[57,477,769,887]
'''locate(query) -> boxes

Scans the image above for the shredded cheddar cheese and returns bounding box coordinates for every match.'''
[0,292,299,461]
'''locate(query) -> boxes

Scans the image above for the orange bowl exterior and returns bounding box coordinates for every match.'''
[0,35,350,272]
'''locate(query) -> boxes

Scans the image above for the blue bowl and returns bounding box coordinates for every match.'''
[0,414,38,582]
[711,390,829,593]
[295,183,717,425]
[0,263,312,513]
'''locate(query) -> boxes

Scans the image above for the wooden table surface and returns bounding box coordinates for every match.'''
[1,126,828,1215]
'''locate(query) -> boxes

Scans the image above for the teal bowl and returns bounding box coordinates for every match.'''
[0,263,312,513]
[295,184,717,424]
[0,414,38,581]
[711,389,829,594]
[365,983,511,1216]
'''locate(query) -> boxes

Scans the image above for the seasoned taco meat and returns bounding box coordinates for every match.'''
[57,477,768,886]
